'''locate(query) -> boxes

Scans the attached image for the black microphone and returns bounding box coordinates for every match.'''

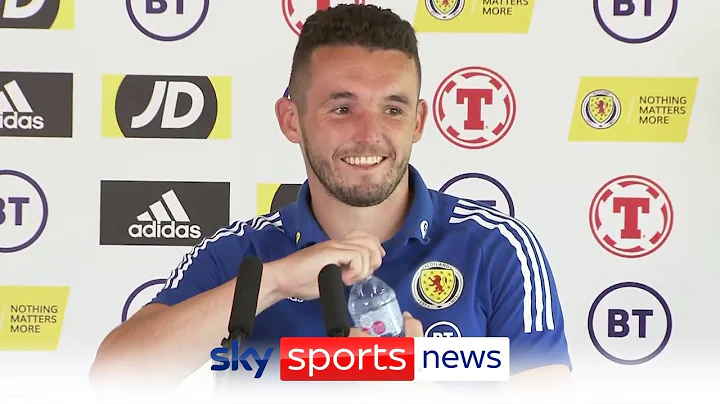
[318,264,350,337]
[215,256,264,394]
[221,255,264,348]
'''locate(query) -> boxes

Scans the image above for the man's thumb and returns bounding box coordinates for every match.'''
[402,311,424,337]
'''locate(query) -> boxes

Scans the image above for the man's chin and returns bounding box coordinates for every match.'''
[329,183,389,207]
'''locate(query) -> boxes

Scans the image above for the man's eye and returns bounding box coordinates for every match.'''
[387,108,402,115]
[332,107,349,114]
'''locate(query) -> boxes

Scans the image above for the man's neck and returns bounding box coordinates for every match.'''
[309,173,412,243]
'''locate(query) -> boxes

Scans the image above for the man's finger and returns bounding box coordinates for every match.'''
[348,328,372,337]
[403,312,424,337]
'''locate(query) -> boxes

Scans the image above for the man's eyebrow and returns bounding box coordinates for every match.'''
[323,91,357,104]
[323,92,411,105]
[386,94,410,105]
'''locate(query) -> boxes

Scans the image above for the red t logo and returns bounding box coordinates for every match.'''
[456,88,493,130]
[613,197,650,239]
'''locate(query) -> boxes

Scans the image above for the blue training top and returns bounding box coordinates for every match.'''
[150,165,572,375]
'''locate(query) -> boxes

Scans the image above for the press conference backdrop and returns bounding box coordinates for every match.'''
[0,0,718,403]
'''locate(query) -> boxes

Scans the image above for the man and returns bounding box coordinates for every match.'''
[89,3,571,392]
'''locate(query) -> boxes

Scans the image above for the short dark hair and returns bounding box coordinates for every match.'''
[288,4,421,111]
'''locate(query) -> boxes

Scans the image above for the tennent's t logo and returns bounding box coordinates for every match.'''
[433,66,516,150]
[282,0,365,36]
[589,175,673,258]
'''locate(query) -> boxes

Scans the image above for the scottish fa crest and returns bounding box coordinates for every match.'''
[411,261,464,310]
[581,89,621,129]
[426,0,464,20]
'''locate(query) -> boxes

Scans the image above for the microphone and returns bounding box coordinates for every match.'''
[221,255,264,347]
[318,264,350,337]
[215,256,264,393]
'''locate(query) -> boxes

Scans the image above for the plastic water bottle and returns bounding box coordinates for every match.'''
[347,275,405,337]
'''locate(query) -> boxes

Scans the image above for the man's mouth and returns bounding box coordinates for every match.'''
[341,156,386,166]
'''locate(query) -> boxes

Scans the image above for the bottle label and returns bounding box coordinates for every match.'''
[355,303,404,337]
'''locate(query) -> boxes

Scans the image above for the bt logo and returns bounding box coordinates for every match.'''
[588,282,672,365]
[439,173,515,217]
[122,279,166,322]
[594,0,678,43]
[0,170,48,253]
[126,0,209,41]
[424,321,461,337]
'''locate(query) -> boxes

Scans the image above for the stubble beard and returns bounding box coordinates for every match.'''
[300,126,410,208]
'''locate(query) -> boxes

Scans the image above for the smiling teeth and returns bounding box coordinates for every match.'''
[344,156,383,166]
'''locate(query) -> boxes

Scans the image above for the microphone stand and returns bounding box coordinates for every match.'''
[213,331,248,395]
[213,257,264,397]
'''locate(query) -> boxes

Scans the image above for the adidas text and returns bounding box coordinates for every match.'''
[127,222,201,239]
[0,112,44,130]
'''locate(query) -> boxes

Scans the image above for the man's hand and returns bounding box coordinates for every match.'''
[349,312,423,337]
[266,230,385,301]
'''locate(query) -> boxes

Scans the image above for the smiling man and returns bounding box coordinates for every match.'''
[89,4,572,393]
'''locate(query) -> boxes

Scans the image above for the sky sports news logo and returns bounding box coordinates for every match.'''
[99,180,230,246]
[210,337,509,382]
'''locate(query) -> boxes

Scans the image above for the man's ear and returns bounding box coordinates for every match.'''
[413,99,429,143]
[275,97,301,144]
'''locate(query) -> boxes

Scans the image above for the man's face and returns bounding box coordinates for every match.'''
[296,45,425,207]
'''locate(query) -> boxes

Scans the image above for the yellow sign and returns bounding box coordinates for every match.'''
[569,77,699,142]
[0,286,70,351]
[414,0,534,33]
[101,74,232,139]
[52,0,75,29]
[256,183,301,215]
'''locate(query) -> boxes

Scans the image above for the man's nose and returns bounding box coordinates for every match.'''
[351,111,380,143]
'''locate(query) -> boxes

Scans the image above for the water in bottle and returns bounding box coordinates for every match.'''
[347,275,404,337]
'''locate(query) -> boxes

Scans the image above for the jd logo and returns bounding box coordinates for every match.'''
[133,81,205,130]
[256,183,301,215]
[102,74,231,139]
[0,0,73,29]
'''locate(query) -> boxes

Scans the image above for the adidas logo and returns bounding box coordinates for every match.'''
[127,190,201,239]
[0,80,44,130]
